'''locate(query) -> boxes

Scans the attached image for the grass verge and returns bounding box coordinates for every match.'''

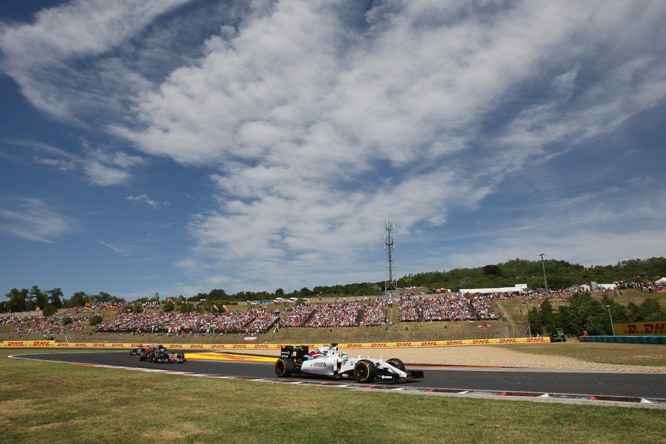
[1,349,665,444]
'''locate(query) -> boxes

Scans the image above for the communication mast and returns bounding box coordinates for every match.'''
[384,221,397,300]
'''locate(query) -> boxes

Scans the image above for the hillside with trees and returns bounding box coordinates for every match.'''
[2,257,665,313]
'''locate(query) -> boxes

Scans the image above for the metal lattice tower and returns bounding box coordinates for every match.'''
[384,221,397,299]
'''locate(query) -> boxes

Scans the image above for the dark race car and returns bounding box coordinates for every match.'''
[133,344,186,363]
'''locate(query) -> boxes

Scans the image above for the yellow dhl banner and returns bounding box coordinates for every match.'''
[614,322,666,335]
[0,337,550,349]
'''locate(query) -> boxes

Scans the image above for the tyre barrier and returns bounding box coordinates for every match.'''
[580,335,665,345]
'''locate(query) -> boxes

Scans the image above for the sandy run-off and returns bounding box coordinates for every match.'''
[236,346,664,374]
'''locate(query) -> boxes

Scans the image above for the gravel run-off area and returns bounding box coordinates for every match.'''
[241,346,665,374]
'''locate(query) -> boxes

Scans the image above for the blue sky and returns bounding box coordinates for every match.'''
[1,0,665,300]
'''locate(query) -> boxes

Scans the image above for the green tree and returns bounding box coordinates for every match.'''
[5,288,29,312]
[188,293,207,302]
[638,298,665,321]
[557,293,608,335]
[47,288,63,309]
[297,287,313,298]
[206,289,228,301]
[29,286,48,311]
[42,304,57,317]
[625,302,641,322]
[538,299,557,332]
[179,303,194,314]
[68,291,89,308]
[162,300,175,313]
[528,306,543,335]
[483,265,502,277]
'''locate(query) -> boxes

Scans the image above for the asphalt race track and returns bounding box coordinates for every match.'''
[10,351,666,407]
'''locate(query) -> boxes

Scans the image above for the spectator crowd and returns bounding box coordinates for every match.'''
[2,279,663,339]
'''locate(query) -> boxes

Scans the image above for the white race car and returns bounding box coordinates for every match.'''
[274,343,424,383]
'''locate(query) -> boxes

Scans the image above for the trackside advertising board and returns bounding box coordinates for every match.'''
[0,337,550,349]
[614,322,666,335]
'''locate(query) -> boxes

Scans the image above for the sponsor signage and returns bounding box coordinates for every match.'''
[615,322,666,335]
[1,337,551,349]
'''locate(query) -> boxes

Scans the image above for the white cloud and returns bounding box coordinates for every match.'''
[113,1,666,290]
[128,194,166,208]
[0,0,190,119]
[83,160,130,186]
[0,197,75,243]
[33,156,77,171]
[82,148,145,186]
[2,1,666,293]
[98,240,129,255]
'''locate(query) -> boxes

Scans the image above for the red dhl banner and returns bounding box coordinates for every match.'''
[615,322,666,335]
[1,337,550,349]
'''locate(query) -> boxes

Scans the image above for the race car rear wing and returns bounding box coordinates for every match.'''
[280,345,310,361]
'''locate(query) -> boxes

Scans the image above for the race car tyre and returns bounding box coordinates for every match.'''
[387,358,405,371]
[139,351,147,361]
[354,359,377,383]
[275,358,295,377]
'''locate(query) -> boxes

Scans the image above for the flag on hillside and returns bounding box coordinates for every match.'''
[213,304,219,311]
[222,305,228,313]
[477,323,492,329]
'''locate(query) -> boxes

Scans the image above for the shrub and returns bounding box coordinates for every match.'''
[42,304,57,317]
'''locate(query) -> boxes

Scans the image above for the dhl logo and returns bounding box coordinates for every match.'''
[395,342,413,347]
[419,341,438,347]
[445,340,464,346]
[347,343,364,348]
[3,341,52,347]
[371,343,388,347]
[626,323,666,334]
[499,339,518,343]
[472,339,490,344]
